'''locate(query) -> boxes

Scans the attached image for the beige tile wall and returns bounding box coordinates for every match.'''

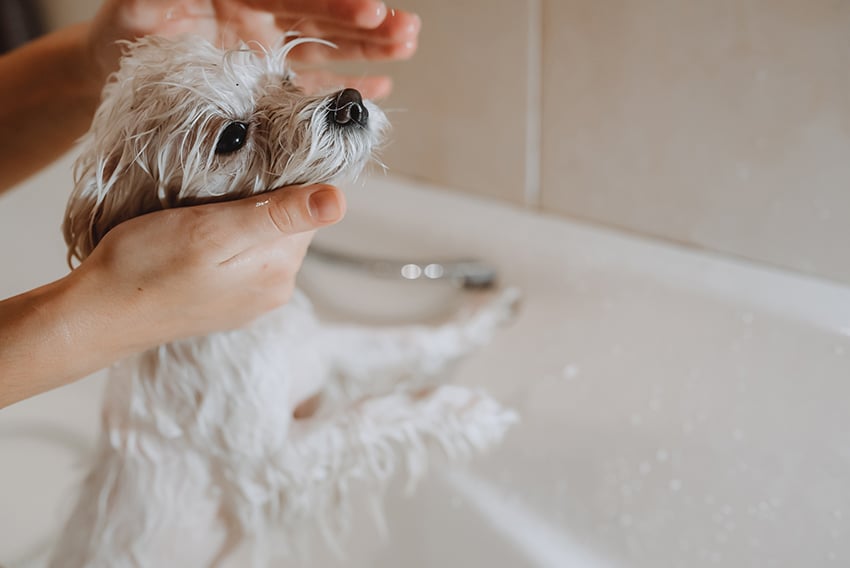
[34,1,850,284]
[540,1,850,284]
[374,0,535,205]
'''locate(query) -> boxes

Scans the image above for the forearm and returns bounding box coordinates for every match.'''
[0,22,101,193]
[0,270,141,409]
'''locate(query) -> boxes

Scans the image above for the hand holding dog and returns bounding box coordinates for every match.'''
[75,184,346,344]
[0,184,346,408]
[86,0,420,98]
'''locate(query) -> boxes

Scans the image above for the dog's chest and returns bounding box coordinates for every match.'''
[106,291,327,446]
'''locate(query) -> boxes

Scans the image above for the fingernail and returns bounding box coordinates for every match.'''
[360,2,387,27]
[308,188,341,223]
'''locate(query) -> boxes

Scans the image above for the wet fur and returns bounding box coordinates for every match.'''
[52,35,517,568]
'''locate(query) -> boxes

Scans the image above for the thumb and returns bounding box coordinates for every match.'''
[222,184,346,249]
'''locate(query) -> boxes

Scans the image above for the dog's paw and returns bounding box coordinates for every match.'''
[460,286,522,346]
[417,385,518,457]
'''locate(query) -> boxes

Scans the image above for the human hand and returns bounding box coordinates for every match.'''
[67,184,345,350]
[85,0,421,98]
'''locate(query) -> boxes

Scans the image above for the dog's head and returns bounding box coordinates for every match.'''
[64,35,388,263]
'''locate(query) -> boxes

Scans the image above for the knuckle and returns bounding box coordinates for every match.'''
[266,195,300,234]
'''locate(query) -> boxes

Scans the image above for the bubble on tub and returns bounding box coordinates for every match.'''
[669,479,683,492]
[834,509,843,520]
[732,428,745,441]
[834,345,846,357]
[656,449,669,462]
[704,494,716,506]
[561,364,580,381]
[630,413,643,427]
[618,513,633,527]
[740,311,755,324]
[638,462,652,475]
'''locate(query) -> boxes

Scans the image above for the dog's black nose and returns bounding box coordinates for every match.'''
[330,88,368,127]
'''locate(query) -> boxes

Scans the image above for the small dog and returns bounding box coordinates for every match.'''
[52,36,517,567]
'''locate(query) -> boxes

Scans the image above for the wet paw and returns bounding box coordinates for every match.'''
[462,287,522,345]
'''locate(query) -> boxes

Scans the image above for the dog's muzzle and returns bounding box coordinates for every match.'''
[329,88,369,127]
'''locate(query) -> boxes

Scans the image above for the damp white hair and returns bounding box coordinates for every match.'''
[64,34,388,264]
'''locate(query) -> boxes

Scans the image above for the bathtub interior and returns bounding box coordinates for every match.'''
[1,156,850,567]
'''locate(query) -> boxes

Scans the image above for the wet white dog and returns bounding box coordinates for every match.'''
[51,36,517,567]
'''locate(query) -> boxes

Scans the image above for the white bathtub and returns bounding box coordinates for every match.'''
[2,155,849,567]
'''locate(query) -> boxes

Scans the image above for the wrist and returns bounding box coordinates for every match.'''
[60,262,157,361]
[0,270,135,407]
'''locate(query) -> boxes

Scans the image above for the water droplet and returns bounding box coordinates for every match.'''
[562,364,580,380]
[670,479,683,492]
[656,449,669,462]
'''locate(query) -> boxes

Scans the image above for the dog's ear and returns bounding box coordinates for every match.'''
[63,147,162,266]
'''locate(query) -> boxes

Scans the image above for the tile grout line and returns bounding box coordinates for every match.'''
[524,0,543,209]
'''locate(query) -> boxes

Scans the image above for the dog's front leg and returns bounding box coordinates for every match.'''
[282,385,517,529]
[318,288,521,400]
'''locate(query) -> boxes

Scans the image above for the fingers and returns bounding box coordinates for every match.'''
[243,0,388,28]
[294,70,393,98]
[274,9,420,44]
[285,35,416,62]
[277,8,419,62]
[205,184,346,255]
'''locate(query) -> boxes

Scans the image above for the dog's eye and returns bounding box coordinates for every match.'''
[215,122,249,154]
